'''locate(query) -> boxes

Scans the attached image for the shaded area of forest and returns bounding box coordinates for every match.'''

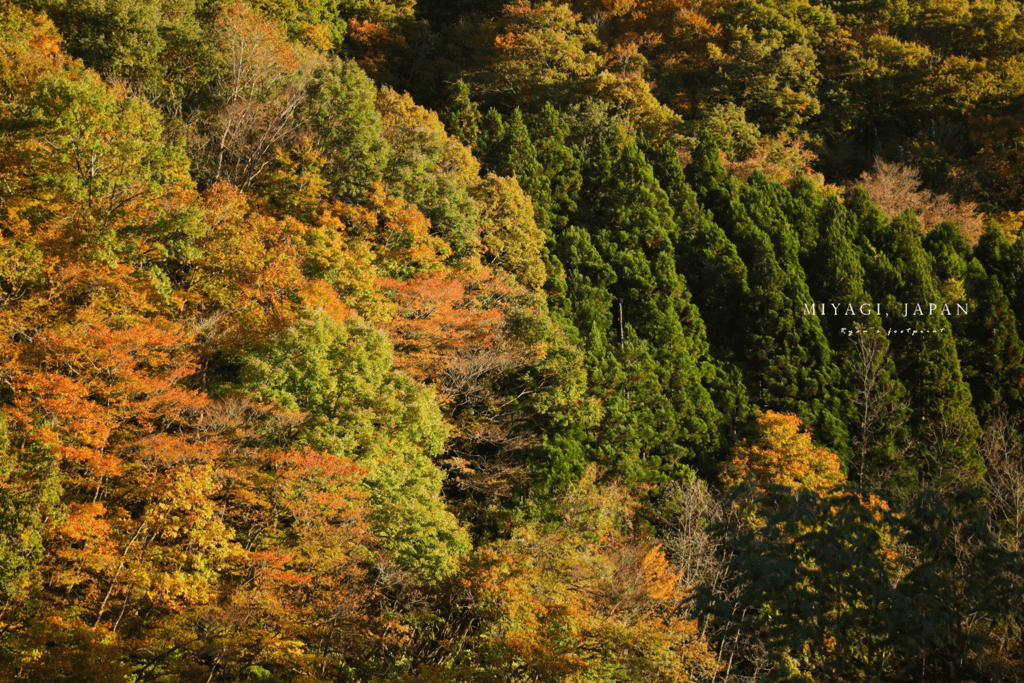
[2,1,1024,681]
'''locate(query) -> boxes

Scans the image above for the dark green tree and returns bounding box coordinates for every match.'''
[808,195,909,484]
[923,220,970,286]
[443,79,482,147]
[956,259,1024,425]
[476,106,507,169]
[527,102,581,232]
[685,129,734,223]
[974,220,1024,340]
[884,212,982,488]
[645,137,755,446]
[558,137,722,480]
[715,171,849,459]
[784,176,824,258]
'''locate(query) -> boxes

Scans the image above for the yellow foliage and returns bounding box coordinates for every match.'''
[723,410,845,494]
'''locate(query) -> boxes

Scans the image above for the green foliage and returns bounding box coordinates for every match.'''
[239,309,470,583]
[563,136,721,481]
[699,102,762,160]
[527,103,581,238]
[17,0,221,110]
[646,138,755,444]
[22,68,190,258]
[0,412,62,610]
[377,87,483,261]
[706,0,838,135]
[880,212,982,487]
[685,143,849,458]
[303,57,388,201]
[9,0,1024,678]
[474,173,547,290]
[956,259,1024,424]
[21,0,170,86]
[444,79,481,147]
[808,194,910,483]
[252,0,347,48]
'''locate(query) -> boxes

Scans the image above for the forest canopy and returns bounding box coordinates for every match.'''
[2,1,1024,681]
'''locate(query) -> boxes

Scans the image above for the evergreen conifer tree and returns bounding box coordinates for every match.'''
[645,138,755,447]
[957,259,1024,425]
[973,221,1013,284]
[784,176,823,257]
[654,139,750,354]
[974,221,1024,338]
[560,137,722,479]
[734,178,850,459]
[684,130,733,222]
[884,212,982,487]
[809,195,909,483]
[476,107,507,169]
[683,163,849,459]
[528,102,581,232]
[444,79,481,147]
[923,221,970,284]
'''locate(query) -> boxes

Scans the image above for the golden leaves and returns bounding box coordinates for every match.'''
[724,410,845,494]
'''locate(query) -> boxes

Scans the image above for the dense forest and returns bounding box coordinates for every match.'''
[3,0,1024,680]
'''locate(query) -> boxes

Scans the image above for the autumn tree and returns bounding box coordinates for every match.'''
[480,0,603,107]
[377,86,484,261]
[723,410,844,494]
[408,466,720,681]
[858,156,984,242]
[191,1,323,190]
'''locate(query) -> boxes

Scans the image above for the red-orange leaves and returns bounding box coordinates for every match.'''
[381,273,503,382]
[270,445,368,525]
[10,322,203,486]
[12,372,118,478]
[638,543,681,601]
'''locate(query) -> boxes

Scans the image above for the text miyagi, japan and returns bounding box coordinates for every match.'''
[802,302,969,317]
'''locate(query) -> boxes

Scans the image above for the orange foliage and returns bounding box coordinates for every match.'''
[345,19,408,83]
[574,0,721,45]
[380,270,505,382]
[432,468,720,681]
[724,410,845,494]
[179,181,320,347]
[333,184,451,278]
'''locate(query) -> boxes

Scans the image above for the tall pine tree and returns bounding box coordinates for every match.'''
[807,194,909,483]
[733,174,849,460]
[645,137,755,447]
